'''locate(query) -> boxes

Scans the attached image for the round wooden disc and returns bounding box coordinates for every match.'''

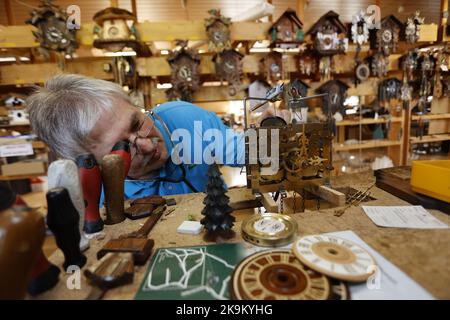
[241,213,297,247]
[292,235,376,282]
[231,250,331,300]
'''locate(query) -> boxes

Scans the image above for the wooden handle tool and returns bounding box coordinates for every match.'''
[101,154,125,225]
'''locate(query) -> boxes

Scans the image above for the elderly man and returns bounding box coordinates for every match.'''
[27,74,246,199]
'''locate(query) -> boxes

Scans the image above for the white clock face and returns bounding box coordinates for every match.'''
[382,29,392,42]
[107,26,120,37]
[253,218,286,235]
[224,60,235,71]
[270,63,280,73]
[46,26,63,43]
[178,66,192,81]
[293,235,376,282]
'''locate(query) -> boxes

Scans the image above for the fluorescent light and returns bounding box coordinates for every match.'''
[104,51,136,57]
[249,48,271,53]
[198,49,206,54]
[0,57,30,62]
[202,81,223,87]
[157,83,173,89]
[160,50,169,55]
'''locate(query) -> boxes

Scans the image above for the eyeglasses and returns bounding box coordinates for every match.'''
[129,111,160,163]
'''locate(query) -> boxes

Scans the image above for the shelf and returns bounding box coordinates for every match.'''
[334,140,401,151]
[410,134,450,144]
[336,117,402,127]
[0,173,44,181]
[411,113,450,121]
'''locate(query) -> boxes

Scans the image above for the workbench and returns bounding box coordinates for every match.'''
[30,172,450,300]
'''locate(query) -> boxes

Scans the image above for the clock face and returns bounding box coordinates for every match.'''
[224,60,235,71]
[270,63,280,74]
[213,31,225,43]
[46,26,64,43]
[108,26,120,37]
[178,65,192,81]
[382,29,392,42]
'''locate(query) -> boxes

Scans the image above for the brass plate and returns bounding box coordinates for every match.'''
[293,235,376,282]
[231,250,332,300]
[241,213,298,247]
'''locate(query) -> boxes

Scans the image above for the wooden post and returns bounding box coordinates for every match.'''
[131,0,137,17]
[296,0,305,22]
[5,0,15,25]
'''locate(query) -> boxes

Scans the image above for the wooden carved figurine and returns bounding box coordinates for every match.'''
[213,49,244,96]
[0,187,45,299]
[201,164,235,241]
[46,187,87,270]
[76,154,104,234]
[101,154,126,225]
[269,8,304,48]
[48,159,90,251]
[167,40,201,102]
[297,46,318,77]
[205,9,232,54]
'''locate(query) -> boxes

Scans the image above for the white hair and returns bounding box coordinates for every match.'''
[27,74,132,160]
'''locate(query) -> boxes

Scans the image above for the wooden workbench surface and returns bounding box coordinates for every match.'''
[32,172,450,300]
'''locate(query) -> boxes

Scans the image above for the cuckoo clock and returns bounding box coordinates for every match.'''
[372,15,402,56]
[269,8,304,48]
[261,51,284,84]
[378,78,402,102]
[297,46,318,77]
[283,79,310,110]
[405,11,424,44]
[213,49,244,96]
[351,10,370,48]
[370,52,389,78]
[167,40,201,102]
[205,9,232,54]
[306,11,348,56]
[315,80,349,116]
[93,7,140,53]
[26,0,78,59]
[165,88,182,102]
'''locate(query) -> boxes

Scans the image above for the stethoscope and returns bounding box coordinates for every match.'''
[124,110,199,193]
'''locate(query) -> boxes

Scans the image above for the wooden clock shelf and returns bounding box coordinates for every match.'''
[410,134,450,144]
[411,113,450,121]
[336,117,403,127]
[334,139,401,152]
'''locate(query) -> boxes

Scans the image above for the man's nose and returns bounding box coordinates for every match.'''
[134,136,159,154]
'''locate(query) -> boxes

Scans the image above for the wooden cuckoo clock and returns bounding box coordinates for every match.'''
[315,80,349,116]
[213,49,244,96]
[205,9,232,54]
[370,52,389,78]
[378,78,402,102]
[297,46,318,77]
[405,11,424,44]
[93,7,138,53]
[26,0,78,59]
[269,8,304,49]
[306,11,348,56]
[167,40,201,102]
[371,15,402,56]
[284,79,310,109]
[260,51,284,84]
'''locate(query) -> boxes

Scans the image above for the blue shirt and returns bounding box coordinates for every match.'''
[123,101,245,199]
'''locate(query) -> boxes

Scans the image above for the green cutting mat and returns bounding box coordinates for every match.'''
[135,243,248,300]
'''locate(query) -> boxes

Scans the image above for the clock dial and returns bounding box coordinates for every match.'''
[293,235,377,282]
[108,26,119,37]
[241,213,297,247]
[270,63,280,74]
[382,29,392,42]
[231,250,332,300]
[178,65,192,81]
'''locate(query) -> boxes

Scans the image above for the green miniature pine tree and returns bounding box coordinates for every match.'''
[201,164,235,240]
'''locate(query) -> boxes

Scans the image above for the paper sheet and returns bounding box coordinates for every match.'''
[362,206,449,229]
[325,230,435,300]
